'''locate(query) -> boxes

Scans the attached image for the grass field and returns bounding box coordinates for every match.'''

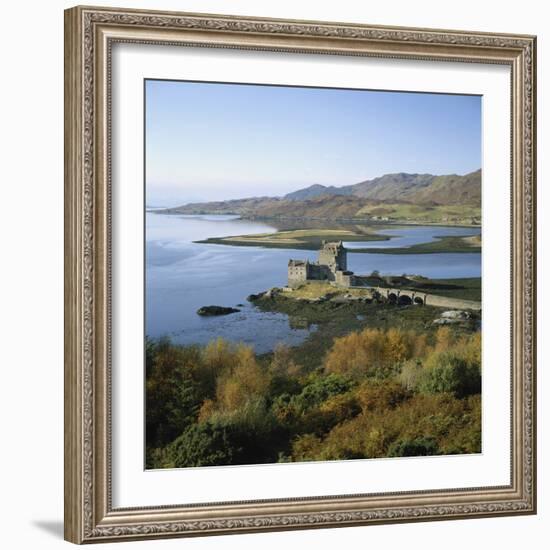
[356,202,481,225]
[280,277,481,304]
[286,283,372,300]
[352,235,481,254]
[404,277,482,301]
[196,227,390,250]
[365,277,482,301]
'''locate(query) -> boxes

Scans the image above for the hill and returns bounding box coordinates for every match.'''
[283,170,481,206]
[162,169,481,224]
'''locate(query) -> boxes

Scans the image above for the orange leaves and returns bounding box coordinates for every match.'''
[324,327,420,378]
[213,343,270,413]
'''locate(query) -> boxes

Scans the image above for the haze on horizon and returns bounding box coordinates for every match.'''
[145,79,481,207]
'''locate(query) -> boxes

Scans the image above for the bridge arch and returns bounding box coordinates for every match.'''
[398,294,412,305]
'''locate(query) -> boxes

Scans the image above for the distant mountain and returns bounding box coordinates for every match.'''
[350,173,435,200]
[284,183,353,201]
[163,196,282,215]
[283,170,481,206]
[163,169,481,223]
[409,170,481,206]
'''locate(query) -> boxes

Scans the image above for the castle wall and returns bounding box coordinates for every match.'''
[309,264,332,281]
[288,263,308,287]
[335,270,355,288]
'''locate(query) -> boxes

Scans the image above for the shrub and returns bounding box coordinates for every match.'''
[269,344,302,378]
[434,326,455,352]
[197,338,242,397]
[203,397,290,464]
[399,359,424,391]
[324,328,420,379]
[417,349,481,398]
[165,398,289,468]
[291,434,323,462]
[268,344,303,395]
[146,329,482,467]
[165,422,245,468]
[145,338,201,447]
[215,345,270,412]
[290,393,481,462]
[271,374,357,436]
[295,373,355,410]
[387,437,440,457]
[354,379,410,412]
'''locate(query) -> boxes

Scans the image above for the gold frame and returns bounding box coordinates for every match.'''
[64,5,537,544]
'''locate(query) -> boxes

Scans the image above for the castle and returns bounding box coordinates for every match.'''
[288,241,356,288]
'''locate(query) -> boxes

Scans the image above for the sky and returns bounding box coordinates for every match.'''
[145,79,481,207]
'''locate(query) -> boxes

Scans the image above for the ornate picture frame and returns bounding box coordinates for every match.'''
[64,5,536,544]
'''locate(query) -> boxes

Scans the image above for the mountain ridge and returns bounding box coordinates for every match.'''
[283,170,481,204]
[162,169,481,224]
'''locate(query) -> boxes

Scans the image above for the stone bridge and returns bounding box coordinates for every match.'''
[372,286,481,311]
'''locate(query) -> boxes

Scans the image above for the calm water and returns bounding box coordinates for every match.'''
[343,225,480,249]
[146,214,481,353]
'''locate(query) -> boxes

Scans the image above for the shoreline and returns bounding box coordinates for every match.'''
[250,278,481,367]
[195,234,481,255]
[147,276,481,370]
[153,209,481,229]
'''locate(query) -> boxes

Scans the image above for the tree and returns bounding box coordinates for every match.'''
[417,349,481,398]
[215,344,270,412]
[165,422,244,468]
[388,437,440,457]
[324,328,419,379]
[145,338,201,447]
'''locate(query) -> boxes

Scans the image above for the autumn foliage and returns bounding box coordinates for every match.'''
[146,326,481,468]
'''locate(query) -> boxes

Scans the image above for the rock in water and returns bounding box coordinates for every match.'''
[197,305,240,316]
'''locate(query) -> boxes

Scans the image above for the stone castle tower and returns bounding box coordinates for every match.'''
[318,240,347,272]
[287,240,354,288]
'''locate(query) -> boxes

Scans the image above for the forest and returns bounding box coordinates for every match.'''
[146,325,481,469]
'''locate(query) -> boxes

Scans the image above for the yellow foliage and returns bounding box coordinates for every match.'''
[462,331,482,369]
[269,344,302,378]
[202,337,236,371]
[354,380,409,412]
[324,327,421,377]
[324,328,385,377]
[399,360,423,390]
[293,392,481,461]
[385,328,411,364]
[412,333,429,358]
[434,326,455,352]
[197,399,216,422]
[291,433,323,461]
[214,343,270,412]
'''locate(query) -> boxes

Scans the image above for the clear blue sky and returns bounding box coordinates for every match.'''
[145,79,481,206]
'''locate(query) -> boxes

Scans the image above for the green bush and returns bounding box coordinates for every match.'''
[292,373,355,412]
[146,338,202,447]
[165,422,245,468]
[417,350,480,398]
[271,373,356,433]
[165,401,290,468]
[387,437,440,457]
